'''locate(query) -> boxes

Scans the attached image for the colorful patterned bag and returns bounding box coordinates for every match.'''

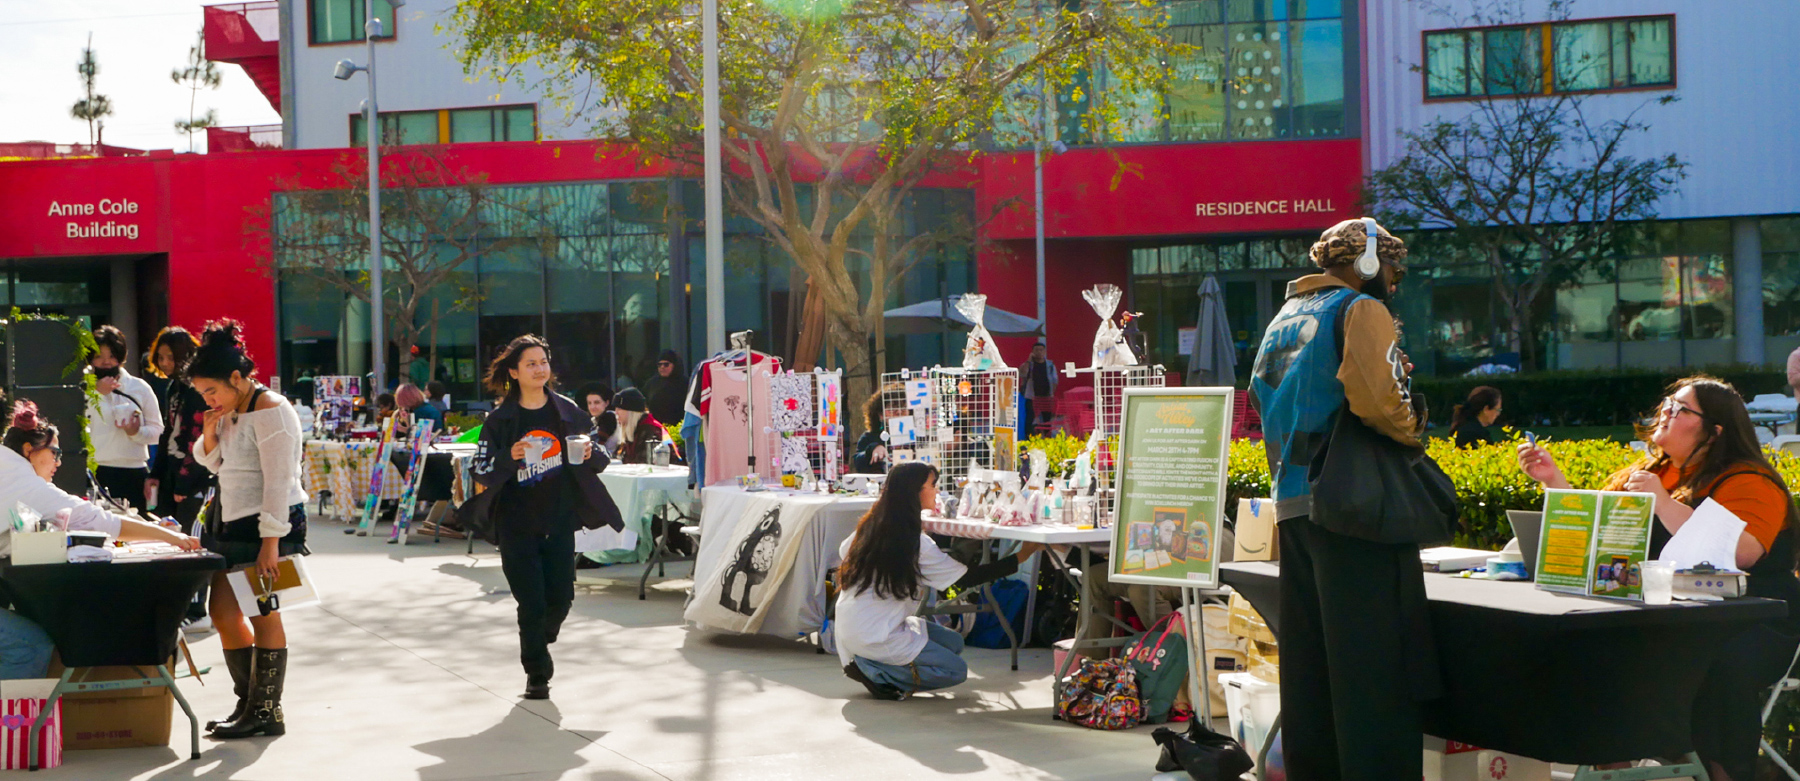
[1056,657,1143,730]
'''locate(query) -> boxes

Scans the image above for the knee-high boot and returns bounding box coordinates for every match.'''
[212,648,286,739]
[206,647,256,732]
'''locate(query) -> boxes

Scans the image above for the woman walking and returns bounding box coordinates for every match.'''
[190,320,309,739]
[461,335,623,699]
[148,327,211,524]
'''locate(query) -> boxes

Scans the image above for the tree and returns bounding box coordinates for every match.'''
[172,29,223,153]
[448,0,1182,414]
[1365,0,1687,372]
[71,33,113,147]
[247,148,550,384]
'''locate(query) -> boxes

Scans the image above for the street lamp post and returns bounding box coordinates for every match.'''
[702,0,725,356]
[333,0,404,394]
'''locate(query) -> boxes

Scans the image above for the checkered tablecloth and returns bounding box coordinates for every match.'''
[303,440,404,521]
[922,515,998,539]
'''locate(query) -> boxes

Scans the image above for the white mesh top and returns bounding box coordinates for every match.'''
[194,391,308,538]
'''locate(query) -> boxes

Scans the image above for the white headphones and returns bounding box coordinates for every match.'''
[1355,217,1383,280]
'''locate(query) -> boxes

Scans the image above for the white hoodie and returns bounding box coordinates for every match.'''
[86,368,165,469]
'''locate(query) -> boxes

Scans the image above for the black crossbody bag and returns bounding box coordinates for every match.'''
[1305,297,1459,546]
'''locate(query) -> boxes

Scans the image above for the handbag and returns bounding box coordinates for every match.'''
[1306,404,1458,545]
[1152,721,1254,781]
[1056,657,1142,730]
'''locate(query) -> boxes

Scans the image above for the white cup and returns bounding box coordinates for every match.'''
[566,435,590,465]
[1641,560,1677,605]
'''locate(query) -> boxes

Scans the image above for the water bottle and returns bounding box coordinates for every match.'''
[652,438,673,468]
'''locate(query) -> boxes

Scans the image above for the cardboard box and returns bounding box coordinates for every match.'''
[46,658,175,750]
[1423,737,1551,781]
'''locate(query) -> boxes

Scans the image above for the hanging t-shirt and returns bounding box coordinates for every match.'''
[503,403,575,538]
[704,362,775,486]
[833,532,969,667]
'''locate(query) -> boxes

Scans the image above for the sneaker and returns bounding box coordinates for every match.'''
[182,616,213,634]
[523,675,550,700]
[841,664,903,701]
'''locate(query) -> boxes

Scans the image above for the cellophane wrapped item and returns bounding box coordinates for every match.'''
[956,294,1006,370]
[1082,284,1135,368]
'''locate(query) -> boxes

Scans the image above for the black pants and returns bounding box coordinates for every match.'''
[95,466,148,513]
[499,530,577,680]
[1278,516,1440,781]
[1692,621,1800,779]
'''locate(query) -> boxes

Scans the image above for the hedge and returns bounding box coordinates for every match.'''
[1413,366,1789,428]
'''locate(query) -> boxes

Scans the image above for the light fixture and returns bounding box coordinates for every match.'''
[333,59,364,81]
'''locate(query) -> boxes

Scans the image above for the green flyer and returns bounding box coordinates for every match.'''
[1588,492,1656,601]
[1534,489,1657,600]
[1535,490,1599,594]
[1109,388,1233,589]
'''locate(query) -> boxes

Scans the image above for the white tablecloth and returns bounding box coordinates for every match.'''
[579,465,694,562]
[691,487,874,638]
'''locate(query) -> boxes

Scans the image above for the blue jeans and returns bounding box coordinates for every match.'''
[853,621,969,694]
[0,609,53,679]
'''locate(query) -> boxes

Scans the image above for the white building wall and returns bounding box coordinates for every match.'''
[1364,0,1800,220]
[286,0,584,149]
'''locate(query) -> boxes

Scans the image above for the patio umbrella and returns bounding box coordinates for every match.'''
[1187,275,1237,386]
[882,296,1045,337]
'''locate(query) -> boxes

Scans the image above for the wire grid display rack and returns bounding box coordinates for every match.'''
[879,367,1020,490]
[1090,364,1168,496]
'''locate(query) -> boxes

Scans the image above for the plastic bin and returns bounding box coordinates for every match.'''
[1220,672,1280,767]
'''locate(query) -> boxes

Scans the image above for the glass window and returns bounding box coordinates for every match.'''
[1228,22,1287,139]
[1623,18,1673,86]
[1290,0,1339,19]
[1169,24,1229,141]
[449,109,494,143]
[1226,0,1285,22]
[1617,257,1681,341]
[310,0,395,44]
[504,107,536,141]
[352,110,439,146]
[1555,262,1616,344]
[1553,22,1610,92]
[1098,60,1166,142]
[1425,32,1472,97]
[1766,253,1800,338]
[1482,27,1538,95]
[1681,253,1731,339]
[1285,19,1343,137]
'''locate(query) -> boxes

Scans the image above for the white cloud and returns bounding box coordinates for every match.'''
[0,0,282,153]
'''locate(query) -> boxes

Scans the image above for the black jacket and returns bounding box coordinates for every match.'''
[456,392,624,541]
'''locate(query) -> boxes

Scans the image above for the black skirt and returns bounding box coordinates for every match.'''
[204,504,310,567]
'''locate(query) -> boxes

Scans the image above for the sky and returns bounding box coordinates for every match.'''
[0,0,283,153]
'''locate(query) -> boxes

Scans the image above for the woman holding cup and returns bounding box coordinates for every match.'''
[1517,376,1799,780]
[459,335,623,700]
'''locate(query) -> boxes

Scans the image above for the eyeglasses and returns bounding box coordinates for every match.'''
[658,361,674,368]
[48,446,62,461]
[1388,265,1408,287]
[1661,398,1704,421]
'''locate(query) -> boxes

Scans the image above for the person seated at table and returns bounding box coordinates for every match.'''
[608,389,677,465]
[1519,376,1800,781]
[396,383,445,435]
[579,383,618,454]
[1451,386,1503,449]
[0,400,200,678]
[835,462,1042,700]
[852,391,887,474]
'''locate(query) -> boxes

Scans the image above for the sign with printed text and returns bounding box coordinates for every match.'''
[1535,489,1655,600]
[1109,387,1233,589]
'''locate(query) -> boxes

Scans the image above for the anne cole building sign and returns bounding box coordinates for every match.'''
[1194,198,1337,218]
[47,198,142,240]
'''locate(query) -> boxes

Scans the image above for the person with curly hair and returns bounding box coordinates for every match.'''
[1248,218,1431,779]
[189,320,309,739]
[0,400,199,678]
[146,326,210,520]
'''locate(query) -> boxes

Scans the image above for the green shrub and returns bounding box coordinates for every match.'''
[1022,432,1088,478]
[1414,366,1788,428]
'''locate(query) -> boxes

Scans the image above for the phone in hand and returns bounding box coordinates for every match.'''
[1525,431,1538,449]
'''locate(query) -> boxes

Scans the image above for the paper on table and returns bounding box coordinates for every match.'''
[1659,498,1746,571]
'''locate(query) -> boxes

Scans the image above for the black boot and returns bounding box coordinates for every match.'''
[206,647,255,732]
[213,648,286,739]
[524,674,549,700]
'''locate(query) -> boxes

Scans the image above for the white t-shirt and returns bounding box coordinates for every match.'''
[834,532,968,667]
[0,446,125,558]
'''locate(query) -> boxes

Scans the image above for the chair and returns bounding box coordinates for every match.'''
[1230,390,1264,441]
[1029,396,1059,436]
[1772,435,1800,460]
[1761,642,1800,781]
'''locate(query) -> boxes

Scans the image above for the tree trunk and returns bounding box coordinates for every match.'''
[830,323,874,442]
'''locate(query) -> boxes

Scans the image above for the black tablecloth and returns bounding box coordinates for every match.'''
[1,554,225,668]
[1221,561,1789,765]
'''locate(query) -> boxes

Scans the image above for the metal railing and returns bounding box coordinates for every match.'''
[207,125,283,153]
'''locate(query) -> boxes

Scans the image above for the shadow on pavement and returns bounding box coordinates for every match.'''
[413,701,585,781]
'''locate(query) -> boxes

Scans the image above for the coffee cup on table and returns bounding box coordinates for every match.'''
[566,435,590,465]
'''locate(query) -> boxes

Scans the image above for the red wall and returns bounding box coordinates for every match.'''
[978,239,1133,378]
[978,139,1363,240]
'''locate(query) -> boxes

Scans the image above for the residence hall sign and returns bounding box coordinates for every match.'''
[46,198,143,240]
[1195,198,1338,218]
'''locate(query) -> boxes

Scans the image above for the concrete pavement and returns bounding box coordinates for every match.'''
[44,518,1169,780]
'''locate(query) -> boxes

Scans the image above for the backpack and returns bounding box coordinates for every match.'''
[1124,610,1190,724]
[1056,657,1142,730]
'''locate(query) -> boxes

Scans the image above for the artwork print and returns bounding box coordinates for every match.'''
[719,507,784,616]
[815,372,842,438]
[780,436,811,475]
[770,371,813,432]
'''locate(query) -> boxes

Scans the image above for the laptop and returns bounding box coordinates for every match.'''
[1507,510,1545,579]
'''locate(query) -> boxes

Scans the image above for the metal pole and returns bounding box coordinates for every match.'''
[365,0,386,393]
[702,0,725,356]
[1032,8,1048,343]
